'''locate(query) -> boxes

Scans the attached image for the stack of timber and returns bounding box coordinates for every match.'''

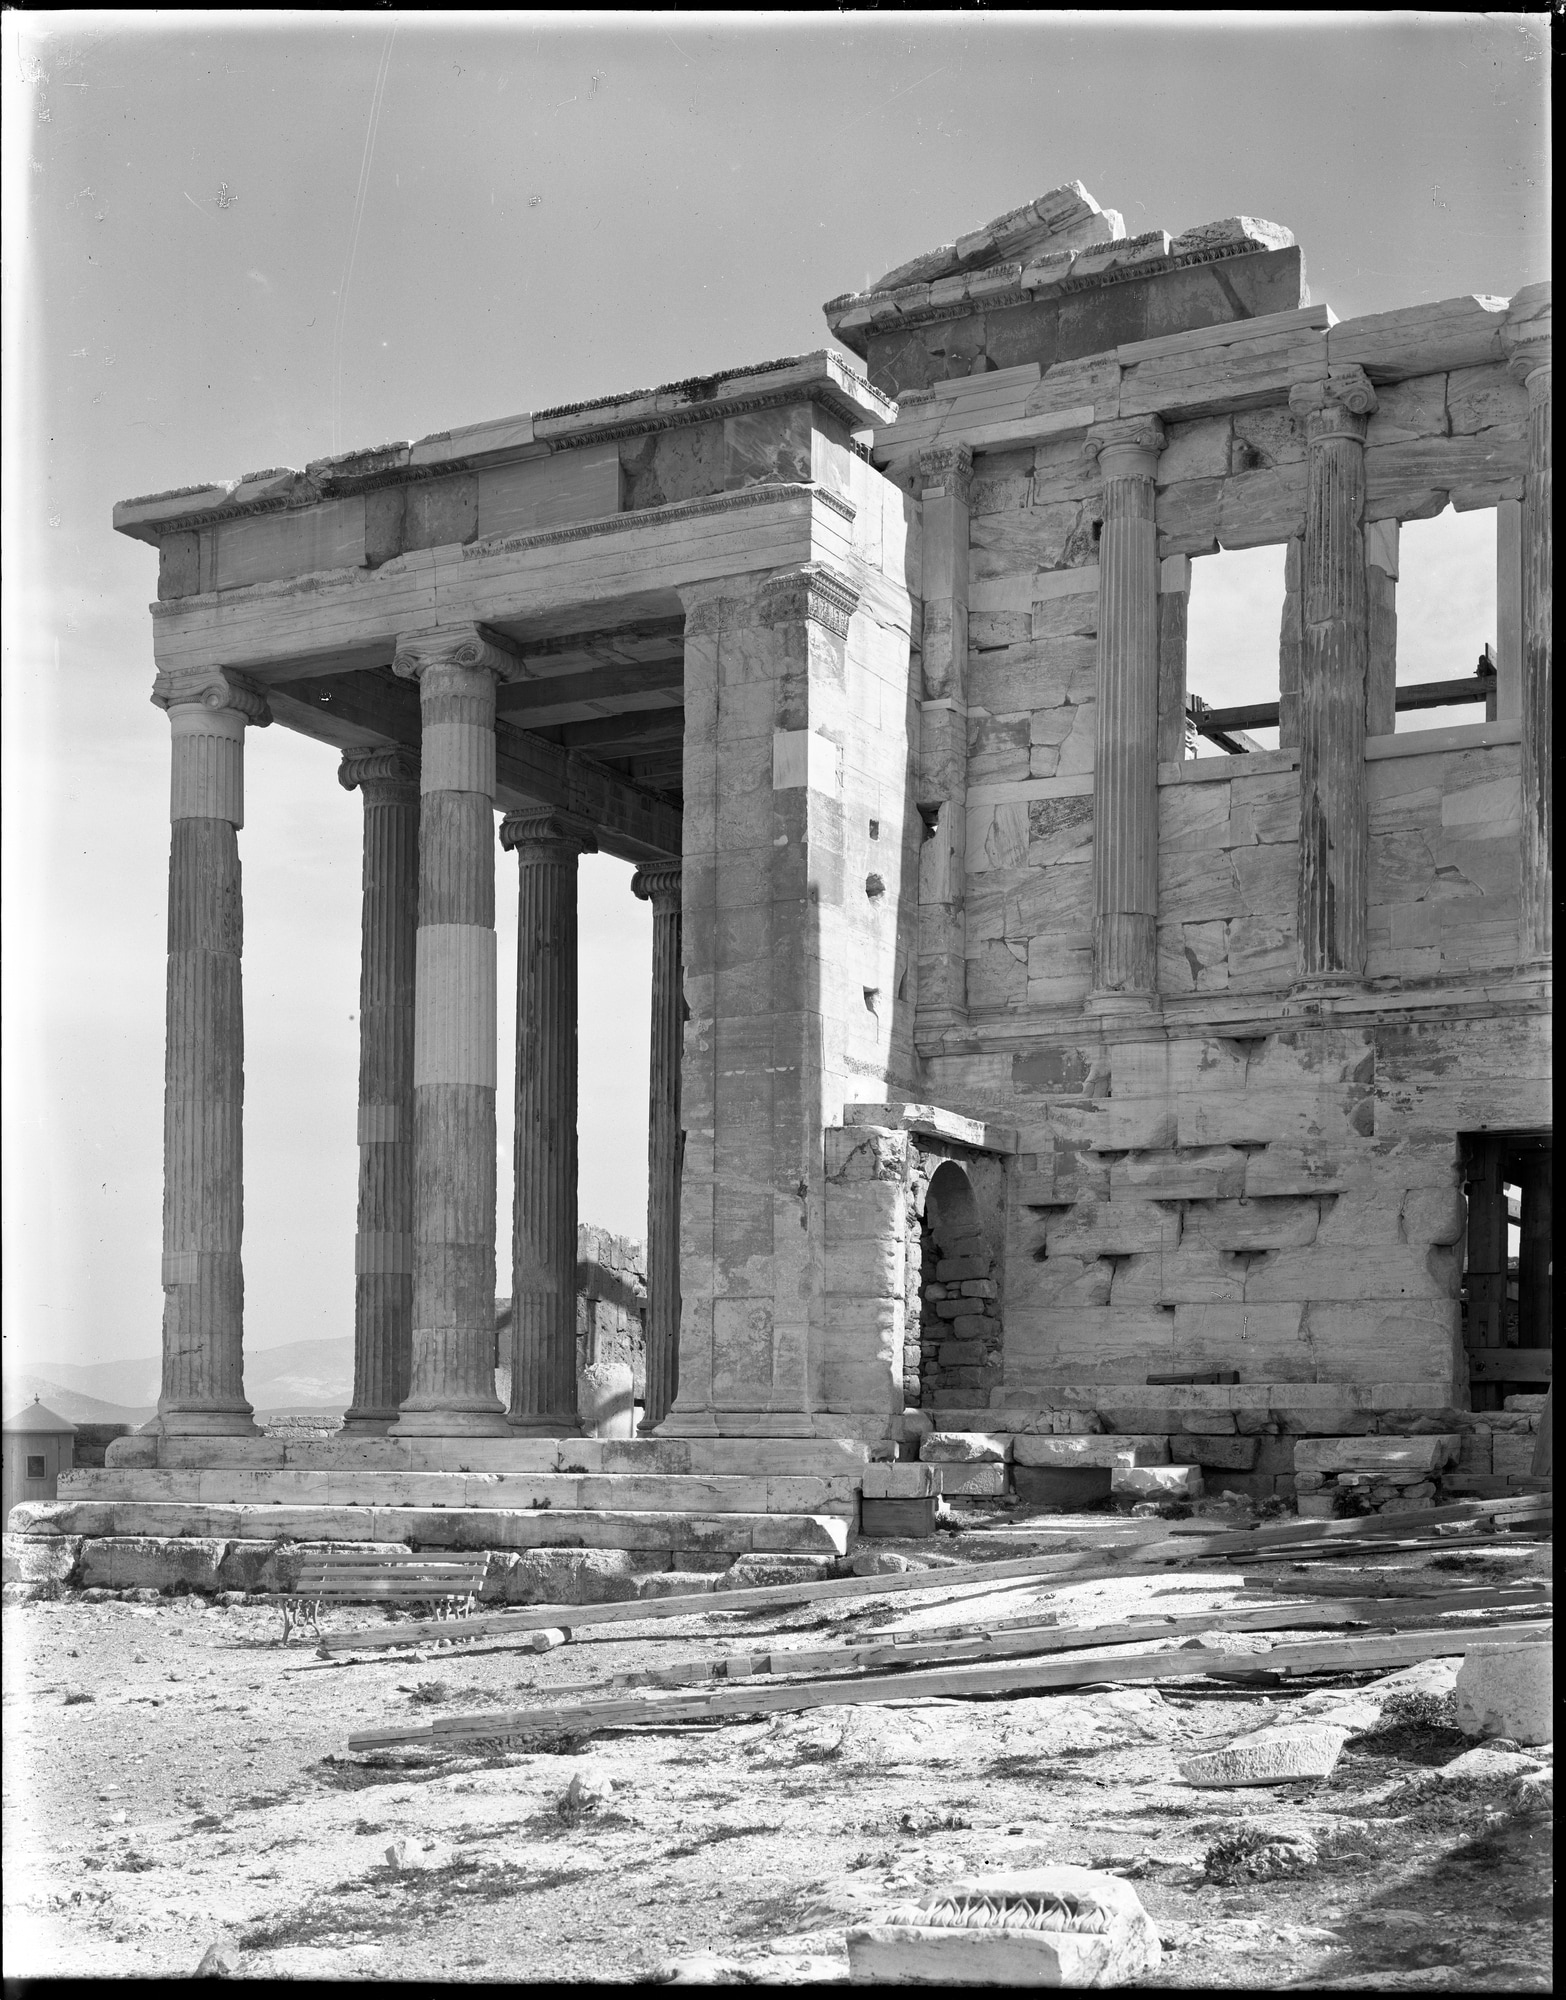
[342,1494,1549,1754]
[321,1491,1549,1658]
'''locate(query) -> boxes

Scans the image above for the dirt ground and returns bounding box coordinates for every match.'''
[1,1527,1552,1987]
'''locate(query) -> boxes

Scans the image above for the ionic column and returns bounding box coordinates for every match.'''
[1086,417,1165,999]
[501,807,597,1435]
[915,443,971,1024]
[632,860,684,1432]
[150,665,271,1435]
[338,747,419,1433]
[391,630,514,1437]
[1503,293,1551,963]
[1289,367,1378,981]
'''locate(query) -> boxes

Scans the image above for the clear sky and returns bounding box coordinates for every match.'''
[1,10,1549,1375]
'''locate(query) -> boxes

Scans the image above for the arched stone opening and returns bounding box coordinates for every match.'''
[915,1158,1002,1410]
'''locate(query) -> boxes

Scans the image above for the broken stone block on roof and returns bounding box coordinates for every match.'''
[871,180,1125,292]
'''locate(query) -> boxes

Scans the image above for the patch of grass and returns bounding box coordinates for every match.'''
[1347,1690,1470,1767]
[236,1863,605,1951]
[663,1823,781,1859]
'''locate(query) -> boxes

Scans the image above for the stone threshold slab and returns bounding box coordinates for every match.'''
[61,1469,858,1518]
[107,1435,875,1476]
[14,1500,852,1558]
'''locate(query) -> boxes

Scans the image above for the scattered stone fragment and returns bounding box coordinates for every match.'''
[848,1867,1160,1986]
[383,1838,457,1873]
[1111,1465,1203,1500]
[1453,1641,1553,1747]
[1434,1745,1546,1786]
[1180,1723,1349,1788]
[194,1940,242,1976]
[558,1762,617,1815]
[919,1432,1011,1464]
[1177,1630,1272,1655]
[1203,1826,1319,1884]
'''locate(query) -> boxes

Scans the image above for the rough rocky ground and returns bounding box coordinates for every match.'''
[2,1529,1551,1987]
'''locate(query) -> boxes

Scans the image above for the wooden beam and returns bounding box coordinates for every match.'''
[318,1548,1153,1654]
[347,1620,1552,1752]
[320,1496,1550,1658]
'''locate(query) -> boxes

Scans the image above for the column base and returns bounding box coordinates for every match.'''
[156,1402,260,1438]
[508,1414,584,1437]
[391,1402,512,1438]
[339,1409,398,1436]
[654,1403,721,1437]
[1085,989,1160,1017]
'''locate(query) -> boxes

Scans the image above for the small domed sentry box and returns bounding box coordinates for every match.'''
[2,1399,76,1519]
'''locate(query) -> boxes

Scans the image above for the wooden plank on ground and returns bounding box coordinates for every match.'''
[316,1547,1166,1654]
[347,1620,1552,1752]
[1166,1493,1550,1550]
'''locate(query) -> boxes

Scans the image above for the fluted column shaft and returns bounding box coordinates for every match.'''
[915,443,971,1024]
[339,748,420,1432]
[391,631,513,1436]
[501,808,597,1433]
[1518,357,1551,961]
[1088,419,1165,997]
[152,666,270,1435]
[633,860,683,1432]
[1290,370,1377,981]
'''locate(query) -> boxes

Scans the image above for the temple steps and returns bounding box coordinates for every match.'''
[104,1434,875,1478]
[13,1497,851,1557]
[59,1467,857,1520]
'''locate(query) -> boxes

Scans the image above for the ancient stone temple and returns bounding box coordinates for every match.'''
[18,183,1551,1570]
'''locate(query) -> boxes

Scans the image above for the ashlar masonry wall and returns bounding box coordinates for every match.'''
[922,1012,1548,1407]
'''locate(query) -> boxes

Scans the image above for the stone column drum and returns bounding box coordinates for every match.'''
[1087,417,1165,998]
[501,807,597,1435]
[338,747,420,1433]
[1289,367,1378,981]
[391,630,513,1437]
[632,859,684,1433]
[150,665,271,1435]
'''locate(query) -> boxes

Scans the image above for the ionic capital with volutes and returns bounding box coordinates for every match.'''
[151,665,272,727]
[1502,285,1551,402]
[391,624,527,686]
[1085,417,1166,483]
[917,441,974,506]
[1290,366,1379,444]
[757,562,861,639]
[631,859,683,915]
[338,745,420,804]
[499,806,600,862]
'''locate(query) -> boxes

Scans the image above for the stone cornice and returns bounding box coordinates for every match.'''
[824,219,1297,357]
[758,563,862,638]
[392,626,529,685]
[498,806,600,857]
[114,358,892,546]
[150,666,272,726]
[631,859,684,911]
[338,746,420,795]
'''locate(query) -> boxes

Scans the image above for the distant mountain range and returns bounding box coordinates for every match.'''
[4,1336,356,1427]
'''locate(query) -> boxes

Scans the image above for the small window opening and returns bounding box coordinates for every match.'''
[26,1456,46,1479]
[1391,507,1502,734]
[1183,544,1288,757]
